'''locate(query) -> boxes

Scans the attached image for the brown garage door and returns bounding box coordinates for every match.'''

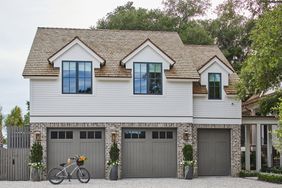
[198,129,231,176]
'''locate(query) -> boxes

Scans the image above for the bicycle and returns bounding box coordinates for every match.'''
[48,155,90,184]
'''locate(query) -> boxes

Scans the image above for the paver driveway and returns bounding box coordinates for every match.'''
[0,177,280,188]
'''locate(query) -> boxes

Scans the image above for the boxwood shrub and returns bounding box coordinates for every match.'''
[239,170,258,177]
[258,173,282,184]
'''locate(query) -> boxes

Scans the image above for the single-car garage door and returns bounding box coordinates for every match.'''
[198,129,231,176]
[48,129,105,178]
[122,129,177,178]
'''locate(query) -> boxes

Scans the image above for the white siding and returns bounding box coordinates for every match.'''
[30,45,193,123]
[193,60,241,124]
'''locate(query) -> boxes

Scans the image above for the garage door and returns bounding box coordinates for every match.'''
[198,129,231,176]
[122,129,177,178]
[48,129,105,178]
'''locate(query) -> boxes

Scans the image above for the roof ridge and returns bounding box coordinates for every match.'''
[184,44,218,47]
[37,27,178,34]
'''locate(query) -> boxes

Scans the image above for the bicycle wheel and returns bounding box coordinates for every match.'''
[76,167,90,183]
[48,168,65,184]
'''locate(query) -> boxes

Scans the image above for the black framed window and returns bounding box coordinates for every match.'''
[134,63,162,95]
[208,73,221,99]
[124,131,146,139]
[62,61,92,94]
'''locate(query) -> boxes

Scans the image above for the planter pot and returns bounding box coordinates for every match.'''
[184,165,193,180]
[30,168,40,181]
[109,165,118,180]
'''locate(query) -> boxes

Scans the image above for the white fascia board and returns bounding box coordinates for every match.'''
[120,40,175,67]
[198,56,234,74]
[48,38,105,65]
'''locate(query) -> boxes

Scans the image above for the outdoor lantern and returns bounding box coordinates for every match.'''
[183,131,189,141]
[111,132,117,143]
[35,132,41,142]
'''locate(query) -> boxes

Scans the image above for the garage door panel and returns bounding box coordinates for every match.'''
[152,141,176,177]
[198,129,230,176]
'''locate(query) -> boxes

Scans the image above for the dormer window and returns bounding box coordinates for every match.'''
[208,73,221,99]
[133,62,162,95]
[62,61,92,94]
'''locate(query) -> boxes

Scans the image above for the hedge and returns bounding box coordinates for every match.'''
[239,170,258,177]
[261,167,282,174]
[258,173,282,184]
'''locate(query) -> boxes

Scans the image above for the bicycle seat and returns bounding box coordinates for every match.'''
[60,163,66,167]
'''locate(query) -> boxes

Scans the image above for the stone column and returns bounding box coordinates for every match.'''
[245,125,251,171]
[256,123,261,172]
[267,125,272,168]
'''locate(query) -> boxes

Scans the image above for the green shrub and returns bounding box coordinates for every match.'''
[261,167,282,174]
[30,142,43,163]
[239,170,258,177]
[107,142,120,166]
[258,173,282,184]
[182,144,193,161]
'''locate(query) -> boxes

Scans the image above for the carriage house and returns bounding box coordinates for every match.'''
[23,27,242,178]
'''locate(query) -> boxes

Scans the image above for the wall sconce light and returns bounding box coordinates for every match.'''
[35,132,41,142]
[183,131,189,141]
[111,132,117,143]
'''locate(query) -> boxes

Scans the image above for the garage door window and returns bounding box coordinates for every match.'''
[124,131,146,139]
[152,131,173,139]
[50,131,73,139]
[80,131,102,139]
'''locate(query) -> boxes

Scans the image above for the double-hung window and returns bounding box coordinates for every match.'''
[134,63,162,95]
[62,61,92,94]
[208,73,221,99]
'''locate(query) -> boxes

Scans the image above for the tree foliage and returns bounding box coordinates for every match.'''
[274,99,282,153]
[237,5,282,99]
[4,106,23,127]
[259,90,282,115]
[96,2,177,31]
[24,101,30,126]
[163,0,211,22]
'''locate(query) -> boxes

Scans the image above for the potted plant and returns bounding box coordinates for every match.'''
[107,142,120,180]
[181,144,195,179]
[29,142,45,181]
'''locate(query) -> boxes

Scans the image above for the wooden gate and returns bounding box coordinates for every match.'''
[0,126,30,181]
[0,149,30,180]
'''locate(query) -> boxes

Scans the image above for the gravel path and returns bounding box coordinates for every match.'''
[0,177,280,188]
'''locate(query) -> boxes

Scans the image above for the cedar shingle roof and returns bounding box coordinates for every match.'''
[193,82,207,94]
[23,27,199,79]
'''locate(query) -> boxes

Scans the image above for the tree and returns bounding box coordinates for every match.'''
[237,5,282,99]
[4,106,24,127]
[162,0,211,22]
[204,0,254,72]
[178,21,213,44]
[0,106,3,148]
[24,101,30,126]
[95,2,178,31]
[274,99,282,153]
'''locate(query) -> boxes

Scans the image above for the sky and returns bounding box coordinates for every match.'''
[0,0,221,116]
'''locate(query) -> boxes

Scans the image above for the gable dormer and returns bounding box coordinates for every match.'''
[196,56,236,98]
[120,39,175,71]
[48,37,106,69]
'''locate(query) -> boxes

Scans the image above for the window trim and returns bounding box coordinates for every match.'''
[133,62,163,95]
[208,73,222,100]
[62,61,93,94]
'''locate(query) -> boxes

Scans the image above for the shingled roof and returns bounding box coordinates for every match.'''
[23,27,199,79]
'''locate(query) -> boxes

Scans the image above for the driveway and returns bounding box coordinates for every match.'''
[0,177,280,188]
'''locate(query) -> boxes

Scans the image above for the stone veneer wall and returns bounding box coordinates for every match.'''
[30,122,193,179]
[192,124,241,177]
[30,122,240,179]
